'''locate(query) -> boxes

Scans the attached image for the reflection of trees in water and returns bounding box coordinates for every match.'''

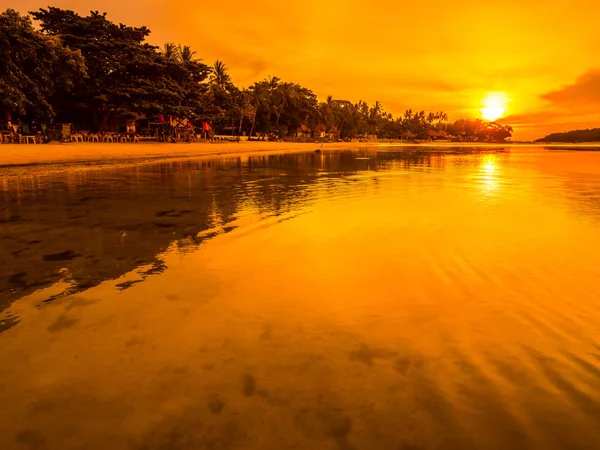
[0,153,362,319]
[0,148,508,330]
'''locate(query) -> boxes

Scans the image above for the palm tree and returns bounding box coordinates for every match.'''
[162,42,179,61]
[178,45,197,63]
[210,60,231,90]
[235,89,255,135]
[358,101,370,117]
[264,76,281,131]
[435,111,449,131]
[273,82,298,128]
[248,82,270,138]
[267,76,280,91]
[370,101,382,119]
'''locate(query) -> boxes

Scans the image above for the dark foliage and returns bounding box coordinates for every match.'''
[536,128,600,143]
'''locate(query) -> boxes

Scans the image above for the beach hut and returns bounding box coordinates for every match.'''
[295,124,312,140]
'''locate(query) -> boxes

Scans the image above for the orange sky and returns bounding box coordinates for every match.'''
[10,0,600,140]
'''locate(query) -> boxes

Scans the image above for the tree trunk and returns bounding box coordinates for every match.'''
[275,107,283,128]
[249,114,256,138]
[92,108,99,132]
[99,110,112,132]
[93,106,113,132]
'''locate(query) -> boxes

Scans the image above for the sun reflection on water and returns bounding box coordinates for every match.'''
[479,154,499,195]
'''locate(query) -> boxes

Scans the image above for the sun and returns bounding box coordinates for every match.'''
[481,92,508,121]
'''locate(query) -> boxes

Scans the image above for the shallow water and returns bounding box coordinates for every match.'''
[1,146,600,449]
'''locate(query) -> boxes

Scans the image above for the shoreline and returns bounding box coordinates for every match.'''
[1,141,600,176]
[0,141,373,168]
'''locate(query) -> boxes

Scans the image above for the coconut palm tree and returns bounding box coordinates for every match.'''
[162,42,179,60]
[273,82,297,128]
[210,60,232,90]
[234,89,255,135]
[178,45,197,63]
[370,101,382,119]
[263,76,281,131]
[248,82,270,138]
[267,76,280,91]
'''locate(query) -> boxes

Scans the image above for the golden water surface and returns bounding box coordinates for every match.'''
[1,147,600,449]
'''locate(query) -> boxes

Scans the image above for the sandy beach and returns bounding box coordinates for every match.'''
[0,141,381,168]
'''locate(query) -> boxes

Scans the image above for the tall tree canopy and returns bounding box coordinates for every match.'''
[0,9,86,122]
[30,7,210,130]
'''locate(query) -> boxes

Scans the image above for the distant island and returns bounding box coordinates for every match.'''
[1,7,514,144]
[536,128,600,143]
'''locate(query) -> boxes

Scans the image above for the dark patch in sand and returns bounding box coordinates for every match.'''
[42,250,80,262]
[137,414,246,450]
[242,374,256,396]
[14,429,46,449]
[0,215,22,224]
[8,272,27,286]
[155,209,177,217]
[28,399,58,415]
[153,222,177,228]
[47,314,78,333]
[125,337,143,348]
[259,324,273,341]
[208,396,226,414]
[295,406,355,450]
[170,366,190,375]
[331,417,353,450]
[394,355,424,375]
[349,343,397,366]
[63,296,98,311]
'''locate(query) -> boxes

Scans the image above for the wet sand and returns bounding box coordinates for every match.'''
[0,141,378,168]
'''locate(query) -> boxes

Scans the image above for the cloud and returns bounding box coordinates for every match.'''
[541,70,600,111]
[499,70,600,139]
